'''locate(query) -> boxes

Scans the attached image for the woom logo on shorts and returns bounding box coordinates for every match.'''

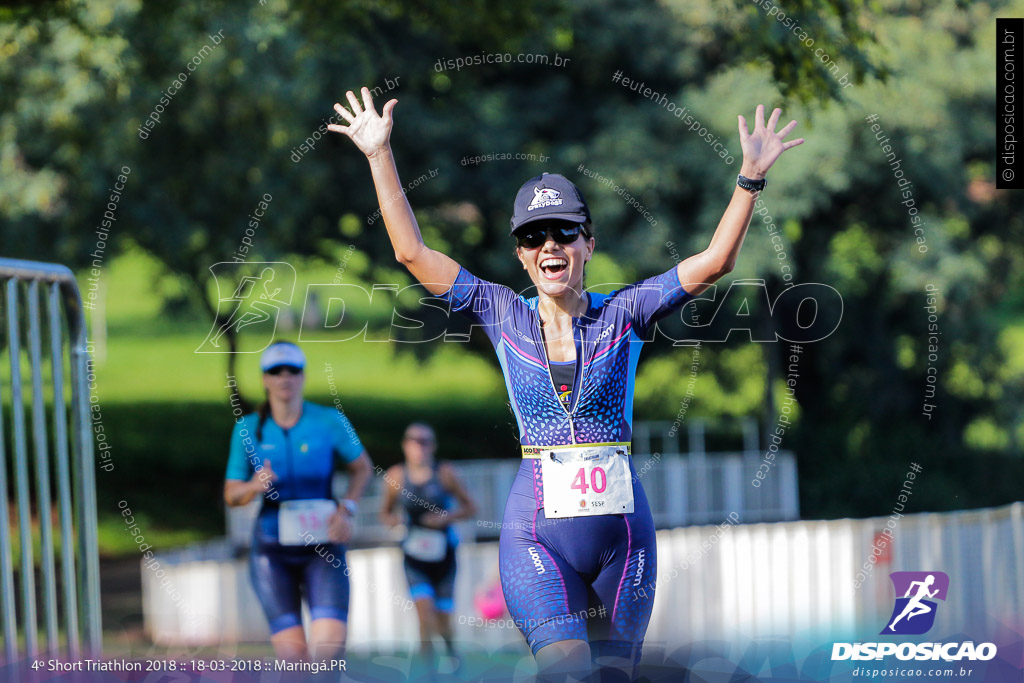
[527,546,545,575]
[832,571,997,662]
[633,549,646,587]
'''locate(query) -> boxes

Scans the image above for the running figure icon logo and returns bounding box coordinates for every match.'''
[881,571,950,635]
[528,186,562,210]
[196,262,296,353]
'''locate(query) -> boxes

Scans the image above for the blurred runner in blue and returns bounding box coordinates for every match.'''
[380,421,477,664]
[224,341,373,661]
[330,87,803,682]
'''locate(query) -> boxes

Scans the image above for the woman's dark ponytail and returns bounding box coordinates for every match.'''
[256,392,270,443]
[581,220,595,291]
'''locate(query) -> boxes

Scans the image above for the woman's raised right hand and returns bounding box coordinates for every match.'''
[328,87,397,159]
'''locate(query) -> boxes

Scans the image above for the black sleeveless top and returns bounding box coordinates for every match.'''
[401,464,454,530]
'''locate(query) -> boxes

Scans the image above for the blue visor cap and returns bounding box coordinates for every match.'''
[260,342,306,372]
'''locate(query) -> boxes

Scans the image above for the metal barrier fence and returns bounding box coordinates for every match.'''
[0,258,101,662]
[146,502,1024,651]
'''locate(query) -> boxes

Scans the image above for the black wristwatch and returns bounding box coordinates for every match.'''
[737,174,767,193]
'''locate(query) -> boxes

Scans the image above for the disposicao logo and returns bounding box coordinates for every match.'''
[832,571,997,662]
[882,571,948,635]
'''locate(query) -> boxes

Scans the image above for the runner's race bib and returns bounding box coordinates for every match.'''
[540,445,634,518]
[403,527,448,562]
[278,499,337,546]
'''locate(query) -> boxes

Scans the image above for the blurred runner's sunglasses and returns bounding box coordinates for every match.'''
[266,365,303,375]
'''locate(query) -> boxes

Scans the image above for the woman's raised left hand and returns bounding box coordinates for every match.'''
[737,104,804,179]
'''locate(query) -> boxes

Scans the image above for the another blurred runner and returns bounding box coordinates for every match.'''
[380,422,477,663]
[224,341,373,661]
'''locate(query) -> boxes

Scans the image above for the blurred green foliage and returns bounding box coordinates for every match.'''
[1,0,1022,529]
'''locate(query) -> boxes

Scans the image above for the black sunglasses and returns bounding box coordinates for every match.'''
[515,224,590,249]
[266,365,303,376]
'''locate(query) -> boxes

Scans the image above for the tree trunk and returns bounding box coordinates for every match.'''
[191,271,256,414]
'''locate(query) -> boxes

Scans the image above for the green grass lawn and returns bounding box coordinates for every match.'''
[94,332,507,404]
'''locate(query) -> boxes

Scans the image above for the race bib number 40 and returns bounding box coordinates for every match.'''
[278,499,337,546]
[540,445,634,518]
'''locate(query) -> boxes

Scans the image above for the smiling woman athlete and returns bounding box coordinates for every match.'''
[329,88,802,682]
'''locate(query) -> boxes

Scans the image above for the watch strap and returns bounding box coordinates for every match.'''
[737,174,767,192]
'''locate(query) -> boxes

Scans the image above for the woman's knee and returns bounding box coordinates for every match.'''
[536,639,590,675]
[414,597,439,634]
[309,639,344,660]
[308,618,346,660]
[269,626,307,661]
[435,609,452,633]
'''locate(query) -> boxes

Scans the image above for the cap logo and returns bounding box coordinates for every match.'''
[528,186,563,211]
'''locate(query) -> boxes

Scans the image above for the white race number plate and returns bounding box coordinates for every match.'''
[402,527,448,562]
[278,499,337,546]
[540,445,634,518]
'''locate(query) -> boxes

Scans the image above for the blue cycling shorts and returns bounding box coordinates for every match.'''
[249,539,350,634]
[403,545,457,612]
[498,457,656,666]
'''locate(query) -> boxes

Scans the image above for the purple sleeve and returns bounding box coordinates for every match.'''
[610,266,693,339]
[437,266,517,345]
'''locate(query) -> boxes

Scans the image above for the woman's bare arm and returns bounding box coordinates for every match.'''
[439,462,478,523]
[378,465,403,527]
[329,88,461,294]
[341,450,373,503]
[223,458,277,506]
[678,105,803,296]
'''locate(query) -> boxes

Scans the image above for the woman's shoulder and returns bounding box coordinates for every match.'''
[302,401,360,434]
[232,411,260,429]
[384,463,404,488]
[303,401,342,420]
[436,461,462,484]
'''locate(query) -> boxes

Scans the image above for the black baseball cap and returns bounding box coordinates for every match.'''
[509,172,591,235]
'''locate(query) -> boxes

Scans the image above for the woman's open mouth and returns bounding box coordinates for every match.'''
[539,257,569,280]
